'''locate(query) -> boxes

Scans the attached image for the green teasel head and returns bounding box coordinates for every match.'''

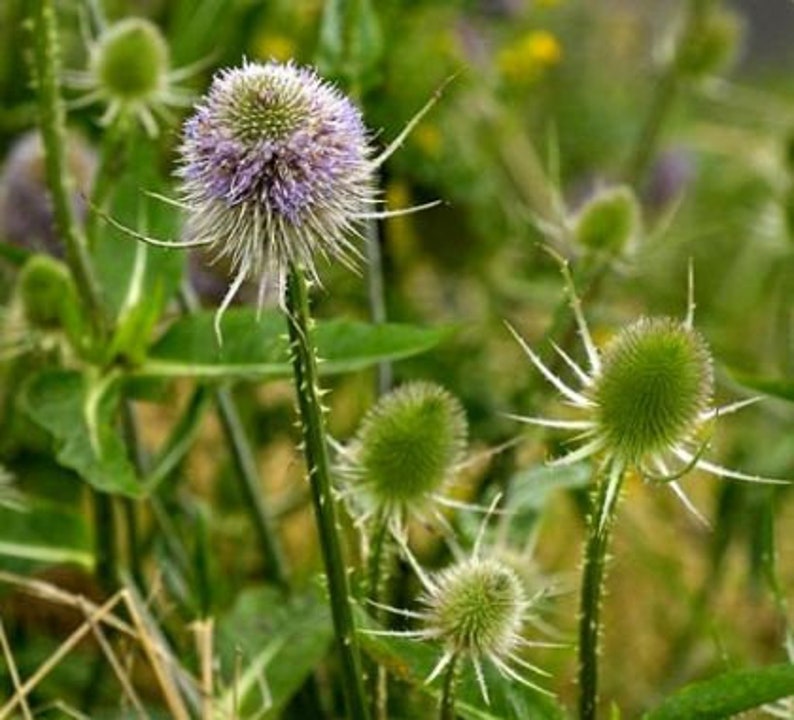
[18,255,80,330]
[91,18,169,102]
[591,317,713,463]
[573,185,640,255]
[350,382,468,511]
[427,557,526,657]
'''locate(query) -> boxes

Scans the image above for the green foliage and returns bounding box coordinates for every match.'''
[21,370,141,497]
[644,664,794,719]
[216,585,334,718]
[142,308,452,380]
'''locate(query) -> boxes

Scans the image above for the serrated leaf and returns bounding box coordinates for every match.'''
[358,610,567,720]
[215,584,333,718]
[21,370,141,497]
[643,664,794,720]
[137,308,452,380]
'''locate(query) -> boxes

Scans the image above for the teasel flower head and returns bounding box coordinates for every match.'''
[367,508,555,704]
[104,61,444,341]
[339,382,469,535]
[177,60,375,314]
[507,257,787,529]
[65,17,194,137]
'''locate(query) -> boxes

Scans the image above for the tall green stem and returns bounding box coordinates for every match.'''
[285,264,370,720]
[578,461,625,720]
[31,0,106,338]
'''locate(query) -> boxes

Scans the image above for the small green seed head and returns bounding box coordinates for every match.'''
[91,18,169,101]
[18,255,78,329]
[353,382,467,508]
[592,318,713,463]
[678,9,742,79]
[427,558,525,656]
[573,185,640,254]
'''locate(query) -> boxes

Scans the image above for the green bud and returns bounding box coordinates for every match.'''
[91,18,169,101]
[678,9,742,79]
[573,185,639,254]
[353,382,467,508]
[592,318,713,463]
[18,255,79,330]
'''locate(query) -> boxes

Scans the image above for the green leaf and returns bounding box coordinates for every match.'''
[92,141,184,324]
[137,308,452,380]
[729,370,794,403]
[215,584,333,718]
[643,664,794,719]
[358,611,567,720]
[315,0,383,93]
[0,501,92,570]
[21,370,141,497]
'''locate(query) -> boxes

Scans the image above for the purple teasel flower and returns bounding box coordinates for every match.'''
[109,61,442,342]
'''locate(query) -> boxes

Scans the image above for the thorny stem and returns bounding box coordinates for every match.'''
[625,0,715,186]
[439,653,459,720]
[578,461,625,720]
[31,0,107,339]
[178,287,289,590]
[285,263,371,720]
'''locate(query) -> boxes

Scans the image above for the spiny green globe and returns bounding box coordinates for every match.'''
[92,18,169,100]
[356,382,467,506]
[593,318,713,462]
[428,558,525,655]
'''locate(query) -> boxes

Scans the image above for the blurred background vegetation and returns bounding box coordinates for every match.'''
[1,0,794,717]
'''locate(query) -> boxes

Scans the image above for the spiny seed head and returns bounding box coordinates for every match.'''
[427,558,525,656]
[353,382,467,507]
[573,185,639,254]
[179,61,374,299]
[592,317,713,463]
[91,18,169,101]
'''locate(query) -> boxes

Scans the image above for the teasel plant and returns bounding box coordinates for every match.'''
[507,255,789,720]
[98,53,447,719]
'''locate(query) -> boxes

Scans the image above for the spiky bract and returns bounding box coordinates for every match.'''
[178,61,375,304]
[592,318,712,463]
[426,557,526,657]
[350,382,467,509]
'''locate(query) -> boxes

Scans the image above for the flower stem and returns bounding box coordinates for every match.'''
[31,0,106,338]
[285,263,371,720]
[578,461,625,720]
[439,653,459,720]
